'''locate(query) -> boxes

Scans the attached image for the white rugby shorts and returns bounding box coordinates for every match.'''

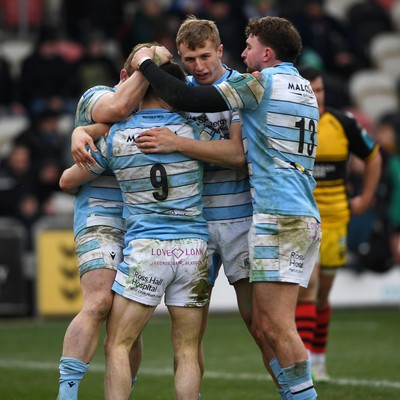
[113,237,210,307]
[249,213,321,287]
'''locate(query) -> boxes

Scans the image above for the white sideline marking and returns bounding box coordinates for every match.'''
[0,359,400,389]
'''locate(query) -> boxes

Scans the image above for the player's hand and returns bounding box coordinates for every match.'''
[350,195,372,215]
[132,46,155,70]
[154,46,172,66]
[71,126,97,168]
[136,128,178,153]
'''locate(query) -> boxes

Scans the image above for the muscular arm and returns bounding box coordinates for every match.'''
[92,71,148,122]
[59,164,97,194]
[350,150,382,215]
[139,59,228,112]
[136,122,246,168]
[92,46,171,122]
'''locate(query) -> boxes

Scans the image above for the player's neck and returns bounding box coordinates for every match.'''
[139,98,173,111]
[212,64,227,84]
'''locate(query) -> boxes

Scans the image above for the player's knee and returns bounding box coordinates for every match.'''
[250,318,265,347]
[251,316,281,349]
[84,294,113,322]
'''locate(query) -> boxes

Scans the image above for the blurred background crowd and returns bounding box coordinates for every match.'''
[0,0,400,273]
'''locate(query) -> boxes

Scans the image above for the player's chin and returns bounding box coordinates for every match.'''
[195,74,211,85]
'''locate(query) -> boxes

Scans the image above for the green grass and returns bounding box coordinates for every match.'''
[0,309,399,399]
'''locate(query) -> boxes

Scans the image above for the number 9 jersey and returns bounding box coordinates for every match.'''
[88,109,218,243]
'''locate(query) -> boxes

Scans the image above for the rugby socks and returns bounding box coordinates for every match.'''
[281,359,317,400]
[269,357,293,400]
[132,375,137,390]
[295,302,317,353]
[57,357,89,400]
[312,305,331,355]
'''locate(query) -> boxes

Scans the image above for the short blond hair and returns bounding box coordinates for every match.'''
[124,41,160,76]
[176,15,221,51]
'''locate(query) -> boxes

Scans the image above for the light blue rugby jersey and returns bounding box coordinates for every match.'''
[73,85,125,238]
[89,109,215,243]
[215,63,320,221]
[186,66,253,222]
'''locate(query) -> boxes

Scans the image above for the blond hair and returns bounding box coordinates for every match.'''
[176,15,221,51]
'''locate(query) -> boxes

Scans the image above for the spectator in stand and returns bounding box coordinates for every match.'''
[0,56,18,115]
[15,108,69,209]
[375,113,400,265]
[18,26,80,118]
[118,0,177,60]
[292,0,361,80]
[200,0,247,71]
[244,0,279,19]
[169,0,207,20]
[0,144,42,250]
[63,0,124,41]
[73,31,120,93]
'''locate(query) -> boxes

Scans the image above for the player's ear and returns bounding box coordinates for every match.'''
[218,44,224,58]
[120,69,129,82]
[264,47,274,62]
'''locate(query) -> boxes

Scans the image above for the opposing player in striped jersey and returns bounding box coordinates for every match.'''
[60,61,245,400]
[56,43,171,400]
[133,16,321,400]
[295,66,381,382]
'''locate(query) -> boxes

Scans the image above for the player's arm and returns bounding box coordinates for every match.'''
[350,150,382,215]
[59,164,98,194]
[92,47,171,122]
[136,122,245,168]
[342,110,383,215]
[71,123,110,167]
[132,47,228,112]
[91,71,148,123]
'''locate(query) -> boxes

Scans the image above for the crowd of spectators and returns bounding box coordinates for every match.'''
[0,0,399,270]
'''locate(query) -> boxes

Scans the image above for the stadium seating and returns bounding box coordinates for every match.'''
[348,69,399,122]
[0,39,33,77]
[369,32,400,80]
[0,115,29,159]
[323,0,363,21]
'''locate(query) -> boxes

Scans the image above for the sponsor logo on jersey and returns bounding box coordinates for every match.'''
[288,82,313,94]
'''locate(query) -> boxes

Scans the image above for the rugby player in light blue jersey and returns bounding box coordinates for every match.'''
[135,17,277,395]
[133,16,322,400]
[56,43,171,400]
[60,61,245,400]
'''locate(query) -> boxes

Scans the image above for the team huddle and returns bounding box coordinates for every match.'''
[56,14,381,400]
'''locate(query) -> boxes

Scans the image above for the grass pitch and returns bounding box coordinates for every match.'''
[0,308,399,399]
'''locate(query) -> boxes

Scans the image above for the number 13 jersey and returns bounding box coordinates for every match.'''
[216,62,320,221]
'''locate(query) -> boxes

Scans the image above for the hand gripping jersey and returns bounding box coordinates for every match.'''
[313,107,379,226]
[73,85,125,238]
[89,109,217,243]
[216,63,320,220]
[186,67,253,223]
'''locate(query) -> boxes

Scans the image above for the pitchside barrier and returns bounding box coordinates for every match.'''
[21,214,400,319]
[0,218,30,316]
[34,215,82,317]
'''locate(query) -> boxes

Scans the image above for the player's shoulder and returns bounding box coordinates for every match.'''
[81,85,114,99]
[324,106,358,129]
